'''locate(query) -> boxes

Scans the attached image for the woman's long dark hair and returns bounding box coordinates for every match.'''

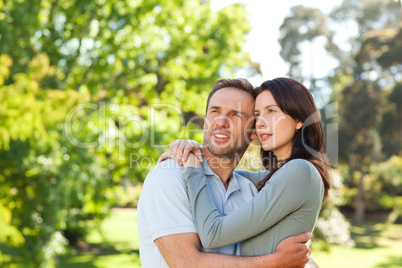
[255,77,331,201]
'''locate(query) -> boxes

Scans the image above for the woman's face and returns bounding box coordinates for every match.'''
[252,90,303,160]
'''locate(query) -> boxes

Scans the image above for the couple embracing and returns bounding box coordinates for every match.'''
[138,77,331,267]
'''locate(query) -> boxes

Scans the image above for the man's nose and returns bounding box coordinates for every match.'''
[214,115,230,128]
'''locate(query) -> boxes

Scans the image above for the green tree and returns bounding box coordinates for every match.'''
[339,81,382,223]
[0,0,250,107]
[279,0,401,224]
[0,0,253,266]
[366,156,402,213]
[278,3,353,246]
[336,3,401,223]
[354,25,402,158]
[279,5,338,87]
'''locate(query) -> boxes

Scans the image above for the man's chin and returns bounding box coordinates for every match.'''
[205,147,239,159]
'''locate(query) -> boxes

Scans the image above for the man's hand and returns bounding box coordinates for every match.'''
[157,139,203,165]
[273,232,312,268]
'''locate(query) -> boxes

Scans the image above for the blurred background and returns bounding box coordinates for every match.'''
[0,0,401,267]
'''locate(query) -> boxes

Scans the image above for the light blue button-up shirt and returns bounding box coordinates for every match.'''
[200,159,259,255]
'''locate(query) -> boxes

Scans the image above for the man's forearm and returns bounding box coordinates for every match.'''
[171,250,282,268]
[155,233,283,268]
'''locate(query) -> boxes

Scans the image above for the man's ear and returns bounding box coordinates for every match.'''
[296,121,303,130]
[250,130,258,140]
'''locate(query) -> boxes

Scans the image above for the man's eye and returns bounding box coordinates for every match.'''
[254,114,260,118]
[234,113,242,118]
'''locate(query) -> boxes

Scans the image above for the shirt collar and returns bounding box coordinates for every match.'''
[201,158,216,176]
[202,158,240,193]
[227,173,240,194]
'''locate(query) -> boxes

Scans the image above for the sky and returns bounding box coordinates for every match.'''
[211,0,343,86]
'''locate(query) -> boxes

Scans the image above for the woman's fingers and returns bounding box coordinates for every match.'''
[182,147,193,163]
[170,140,181,158]
[194,145,203,163]
[183,153,202,168]
[181,141,202,163]
[164,140,202,165]
[182,146,203,163]
[175,142,188,165]
[157,151,171,164]
[169,139,181,148]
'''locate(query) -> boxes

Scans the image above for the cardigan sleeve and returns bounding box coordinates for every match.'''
[233,169,270,187]
[182,159,324,249]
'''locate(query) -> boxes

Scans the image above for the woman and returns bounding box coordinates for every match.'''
[160,77,331,256]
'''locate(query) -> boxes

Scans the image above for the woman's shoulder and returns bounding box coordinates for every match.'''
[284,158,314,168]
[281,158,314,169]
[280,159,321,181]
[284,159,325,201]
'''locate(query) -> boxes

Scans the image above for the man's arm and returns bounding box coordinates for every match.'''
[155,232,311,268]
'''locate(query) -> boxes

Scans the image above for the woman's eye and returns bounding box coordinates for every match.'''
[268,109,276,114]
[254,114,260,118]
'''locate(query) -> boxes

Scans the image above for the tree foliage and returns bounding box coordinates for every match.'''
[279,5,338,84]
[279,0,401,224]
[0,0,252,266]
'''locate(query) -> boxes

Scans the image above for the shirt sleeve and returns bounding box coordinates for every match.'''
[234,169,270,187]
[182,159,324,249]
[142,160,197,241]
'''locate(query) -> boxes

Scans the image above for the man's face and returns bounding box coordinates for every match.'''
[203,87,255,158]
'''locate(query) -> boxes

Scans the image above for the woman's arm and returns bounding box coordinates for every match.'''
[158,140,203,165]
[234,169,269,187]
[156,139,268,187]
[183,159,324,249]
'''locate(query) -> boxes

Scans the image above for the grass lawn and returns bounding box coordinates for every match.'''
[2,209,402,267]
[59,209,402,268]
[57,208,141,268]
[312,222,402,268]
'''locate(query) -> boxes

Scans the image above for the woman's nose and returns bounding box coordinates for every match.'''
[256,116,268,129]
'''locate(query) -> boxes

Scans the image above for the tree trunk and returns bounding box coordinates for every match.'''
[353,166,366,224]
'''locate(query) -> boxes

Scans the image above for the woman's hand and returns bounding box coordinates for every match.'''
[183,153,202,168]
[157,140,203,165]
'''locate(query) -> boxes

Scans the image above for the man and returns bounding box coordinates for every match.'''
[137,78,312,267]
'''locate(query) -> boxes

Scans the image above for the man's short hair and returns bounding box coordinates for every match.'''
[205,78,255,113]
